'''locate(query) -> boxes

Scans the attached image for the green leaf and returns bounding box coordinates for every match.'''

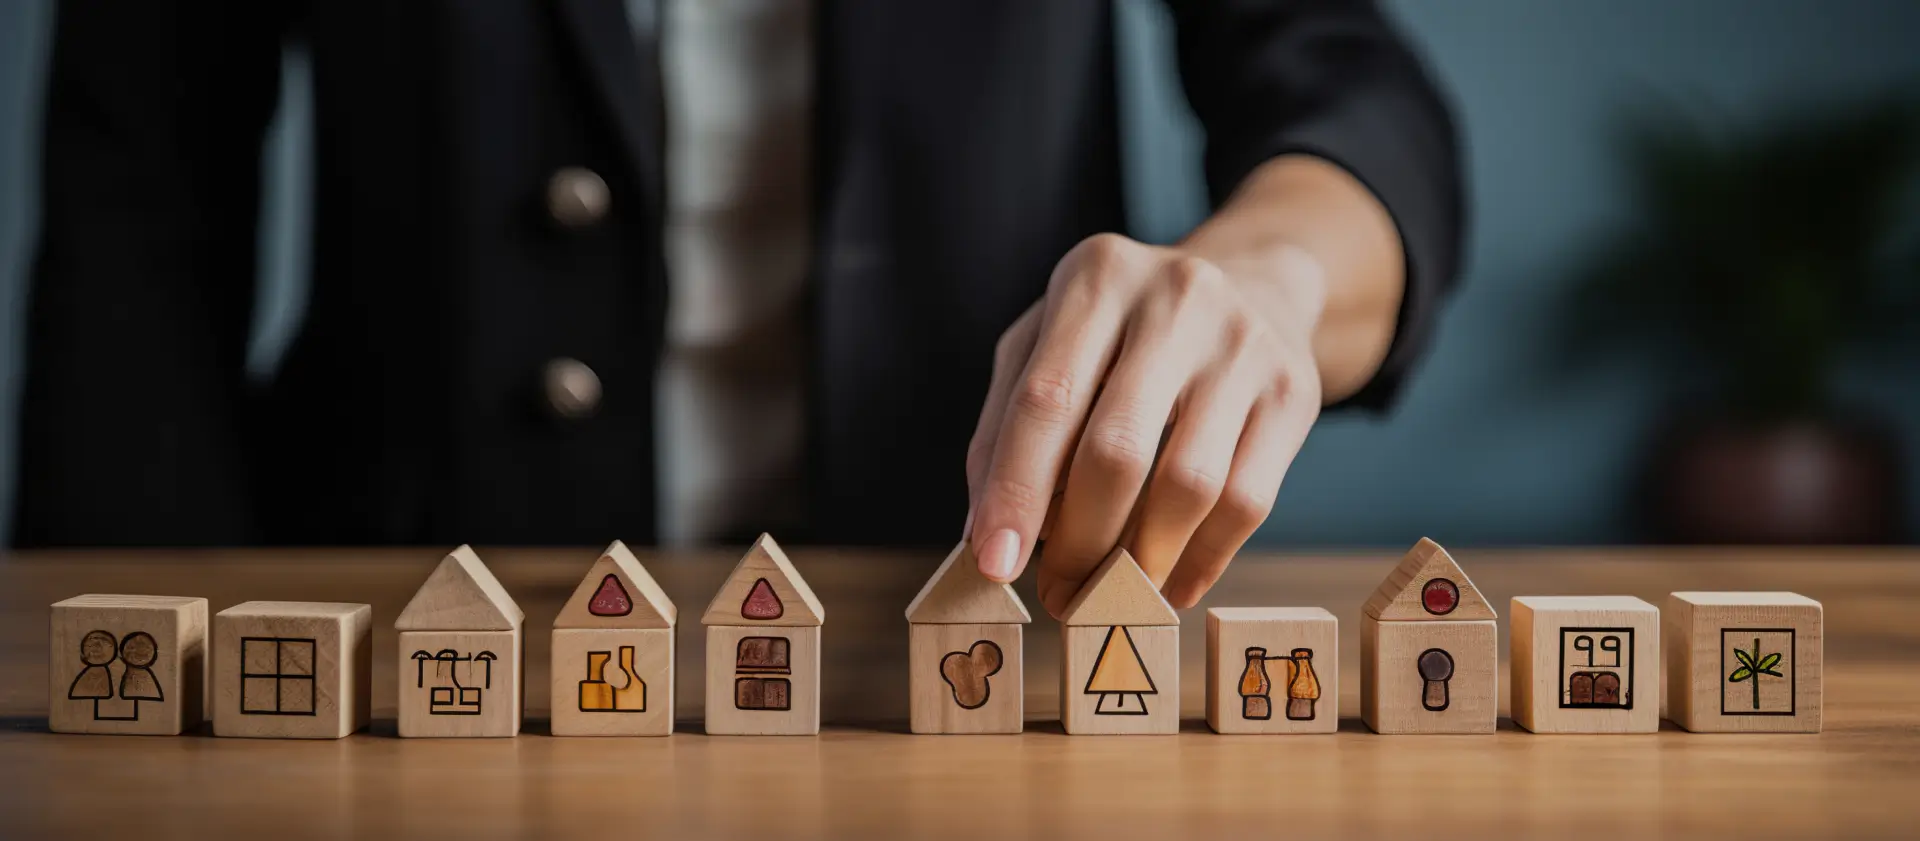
[1728,666,1752,683]
[1757,668,1784,678]
[1758,652,1783,671]
[1734,648,1756,669]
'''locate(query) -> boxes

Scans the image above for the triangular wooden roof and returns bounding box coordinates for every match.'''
[1362,537,1496,621]
[553,540,677,629]
[905,541,1032,624]
[1059,547,1178,627]
[395,545,525,631]
[701,533,824,627]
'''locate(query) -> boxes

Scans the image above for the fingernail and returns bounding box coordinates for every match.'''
[961,508,975,540]
[978,528,1021,582]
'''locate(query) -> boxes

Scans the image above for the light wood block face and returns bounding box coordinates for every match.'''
[212,602,371,739]
[49,595,208,736]
[909,623,1023,734]
[1205,608,1337,734]
[705,625,820,735]
[1666,592,1822,733]
[1511,596,1660,734]
[397,629,522,738]
[1360,617,1496,734]
[549,628,674,736]
[1061,624,1178,735]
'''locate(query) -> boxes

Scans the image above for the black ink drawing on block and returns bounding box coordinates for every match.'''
[579,645,647,713]
[1417,648,1454,712]
[1559,628,1634,710]
[1722,628,1795,716]
[241,637,319,716]
[69,630,163,722]
[1085,626,1157,716]
[1238,647,1322,721]
[734,636,793,711]
[940,640,1003,710]
[412,649,496,716]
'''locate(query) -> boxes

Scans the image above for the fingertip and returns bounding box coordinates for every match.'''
[976,528,1022,583]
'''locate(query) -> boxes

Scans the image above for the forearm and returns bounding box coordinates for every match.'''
[1179,154,1406,403]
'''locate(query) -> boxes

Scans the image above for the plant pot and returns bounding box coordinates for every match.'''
[1647,414,1903,544]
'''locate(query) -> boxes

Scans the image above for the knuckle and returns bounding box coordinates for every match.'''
[1012,368,1079,426]
[1161,255,1224,302]
[1218,483,1277,533]
[1158,460,1226,508]
[983,473,1049,518]
[1082,421,1157,478]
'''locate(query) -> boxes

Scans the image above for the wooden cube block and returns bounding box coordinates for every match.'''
[395,546,526,738]
[212,602,372,739]
[1360,617,1496,734]
[1059,549,1180,735]
[906,541,1032,735]
[551,629,674,736]
[1511,596,1660,733]
[1205,607,1337,734]
[550,542,678,737]
[705,625,820,735]
[398,630,523,737]
[49,595,208,736]
[1665,591,1822,733]
[909,623,1024,734]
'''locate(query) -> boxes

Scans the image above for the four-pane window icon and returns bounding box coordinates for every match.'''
[241,637,318,716]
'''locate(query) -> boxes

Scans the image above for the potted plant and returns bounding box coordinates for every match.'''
[1562,99,1920,543]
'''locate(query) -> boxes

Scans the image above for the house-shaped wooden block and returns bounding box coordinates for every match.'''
[1665,591,1822,733]
[550,541,678,737]
[1360,538,1497,734]
[702,534,825,735]
[395,546,525,738]
[905,541,1033,734]
[1512,595,1660,733]
[213,601,372,739]
[1060,548,1180,735]
[49,595,208,736]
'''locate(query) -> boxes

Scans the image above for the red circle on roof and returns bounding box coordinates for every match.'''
[1422,578,1460,615]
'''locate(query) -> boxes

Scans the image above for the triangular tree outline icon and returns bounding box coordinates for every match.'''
[1084,625,1157,715]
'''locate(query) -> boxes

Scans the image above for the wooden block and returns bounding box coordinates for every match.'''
[1511,596,1660,734]
[1362,537,1497,622]
[397,629,523,737]
[699,533,825,627]
[1059,548,1179,735]
[395,546,525,738]
[550,543,676,737]
[212,602,372,739]
[550,628,674,736]
[49,595,208,736]
[1360,616,1496,734]
[909,623,1024,735]
[1062,624,1178,734]
[1205,608,1337,734]
[704,625,820,735]
[904,541,1032,625]
[1665,591,1822,733]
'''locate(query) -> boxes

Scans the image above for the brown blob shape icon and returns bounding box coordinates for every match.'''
[740,578,784,620]
[939,641,1004,710]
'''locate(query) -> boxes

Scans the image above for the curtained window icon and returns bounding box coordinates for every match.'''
[241,637,318,716]
[734,636,792,711]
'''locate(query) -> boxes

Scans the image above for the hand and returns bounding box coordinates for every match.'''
[965,232,1326,617]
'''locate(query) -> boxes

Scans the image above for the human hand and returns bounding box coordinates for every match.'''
[965,233,1327,617]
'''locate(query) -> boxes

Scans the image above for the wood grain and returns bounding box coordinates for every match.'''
[4,547,1920,840]
[1511,595,1660,733]
[1061,624,1178,734]
[1058,548,1178,627]
[1361,538,1498,621]
[699,535,825,627]
[909,623,1022,734]
[212,601,370,739]
[393,547,523,631]
[1205,607,1337,734]
[705,625,820,735]
[903,542,1031,625]
[1665,591,1822,732]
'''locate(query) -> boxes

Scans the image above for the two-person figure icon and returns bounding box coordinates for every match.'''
[67,629,163,721]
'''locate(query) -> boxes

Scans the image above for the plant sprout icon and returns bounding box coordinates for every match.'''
[1727,638,1784,711]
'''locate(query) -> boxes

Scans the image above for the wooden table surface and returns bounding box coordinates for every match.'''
[2,546,1917,840]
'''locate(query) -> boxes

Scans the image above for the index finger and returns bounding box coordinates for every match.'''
[968,288,1127,584]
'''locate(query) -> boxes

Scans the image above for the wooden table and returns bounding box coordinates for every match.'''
[2,546,1917,840]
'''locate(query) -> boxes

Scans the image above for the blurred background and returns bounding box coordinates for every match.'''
[1,0,1917,548]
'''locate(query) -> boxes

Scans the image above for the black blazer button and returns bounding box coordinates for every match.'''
[544,358,602,420]
[545,167,610,229]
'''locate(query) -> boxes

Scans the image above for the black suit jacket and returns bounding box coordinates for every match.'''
[15,1,1462,547]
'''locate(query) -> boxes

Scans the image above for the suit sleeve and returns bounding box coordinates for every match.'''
[12,3,290,545]
[1166,0,1465,409]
